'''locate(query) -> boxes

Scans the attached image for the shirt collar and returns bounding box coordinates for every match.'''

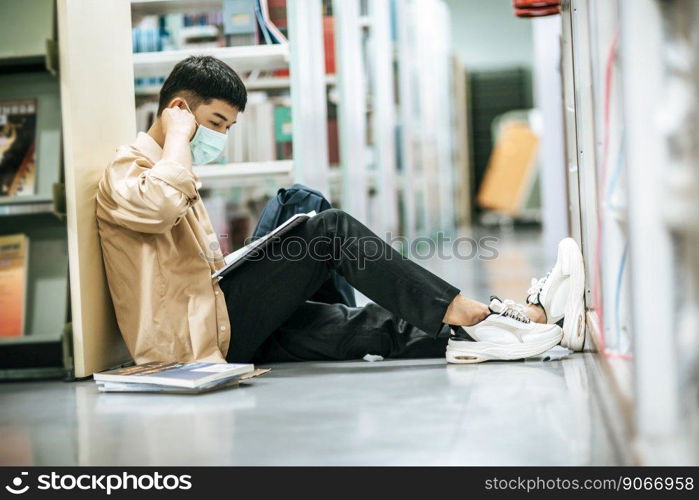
[134,132,164,164]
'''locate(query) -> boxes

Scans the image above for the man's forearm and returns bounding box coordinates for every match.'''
[162,130,193,170]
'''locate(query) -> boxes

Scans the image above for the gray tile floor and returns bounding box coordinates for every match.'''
[0,227,623,465]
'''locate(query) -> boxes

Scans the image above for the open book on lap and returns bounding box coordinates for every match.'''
[212,210,316,280]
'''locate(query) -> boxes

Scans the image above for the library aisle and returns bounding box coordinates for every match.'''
[1,0,699,474]
[1,358,618,466]
[0,231,623,466]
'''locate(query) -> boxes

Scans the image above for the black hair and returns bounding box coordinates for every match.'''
[157,55,247,115]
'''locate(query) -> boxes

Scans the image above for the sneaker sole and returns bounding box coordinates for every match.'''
[446,332,563,364]
[558,238,586,351]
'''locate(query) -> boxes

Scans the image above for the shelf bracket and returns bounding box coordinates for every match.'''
[45,38,59,76]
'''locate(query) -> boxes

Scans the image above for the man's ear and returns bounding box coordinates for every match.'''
[168,97,187,110]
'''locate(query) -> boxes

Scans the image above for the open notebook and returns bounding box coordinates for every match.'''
[212,211,317,280]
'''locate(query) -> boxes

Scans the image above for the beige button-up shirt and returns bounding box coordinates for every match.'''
[96,132,230,364]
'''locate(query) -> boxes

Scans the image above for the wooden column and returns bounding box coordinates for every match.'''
[58,0,135,377]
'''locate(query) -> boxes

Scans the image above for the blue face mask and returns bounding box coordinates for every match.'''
[189,123,227,165]
[181,101,228,165]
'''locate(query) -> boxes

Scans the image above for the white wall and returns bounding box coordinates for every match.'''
[442,0,533,70]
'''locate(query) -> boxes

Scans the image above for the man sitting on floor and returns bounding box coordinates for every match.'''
[95,56,586,367]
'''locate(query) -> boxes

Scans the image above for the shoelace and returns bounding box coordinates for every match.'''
[498,299,531,324]
[527,272,550,298]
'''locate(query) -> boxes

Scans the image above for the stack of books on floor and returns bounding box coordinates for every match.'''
[94,361,269,394]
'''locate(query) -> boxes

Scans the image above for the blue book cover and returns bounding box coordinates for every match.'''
[223,0,257,35]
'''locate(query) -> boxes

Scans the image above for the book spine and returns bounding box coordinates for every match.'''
[324,16,335,74]
[0,234,29,337]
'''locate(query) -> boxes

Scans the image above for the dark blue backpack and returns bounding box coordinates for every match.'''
[252,184,356,307]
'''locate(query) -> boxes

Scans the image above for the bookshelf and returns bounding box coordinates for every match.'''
[328,0,457,240]
[0,200,54,216]
[395,0,417,241]
[129,0,460,244]
[368,0,399,237]
[129,0,332,249]
[0,14,69,379]
[135,75,337,95]
[0,0,464,380]
[287,0,331,195]
[558,0,699,463]
[0,56,49,74]
[133,45,289,78]
[129,0,331,186]
[131,0,222,19]
[333,0,369,224]
[193,160,293,187]
[247,74,337,91]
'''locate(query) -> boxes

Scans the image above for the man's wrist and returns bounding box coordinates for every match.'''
[162,128,194,170]
[165,128,194,142]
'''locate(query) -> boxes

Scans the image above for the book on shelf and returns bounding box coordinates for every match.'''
[273,105,292,160]
[327,103,339,165]
[133,11,225,53]
[255,0,287,44]
[244,93,276,161]
[327,118,339,165]
[180,25,221,49]
[222,92,290,163]
[267,0,288,37]
[132,1,289,90]
[269,0,290,77]
[0,99,37,198]
[223,0,258,47]
[323,16,335,75]
[132,0,286,54]
[0,234,29,338]
[273,105,292,143]
[93,361,266,394]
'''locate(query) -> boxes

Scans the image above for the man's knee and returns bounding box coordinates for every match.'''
[316,208,346,221]
[311,208,350,231]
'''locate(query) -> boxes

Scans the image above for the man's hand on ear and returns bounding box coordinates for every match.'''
[161,105,197,168]
[161,105,197,141]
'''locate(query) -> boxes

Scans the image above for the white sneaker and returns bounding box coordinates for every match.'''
[446,297,563,364]
[526,237,586,351]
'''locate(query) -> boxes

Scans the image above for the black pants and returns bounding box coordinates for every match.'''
[219,209,460,363]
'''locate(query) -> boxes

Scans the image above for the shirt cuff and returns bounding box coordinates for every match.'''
[149,159,199,201]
